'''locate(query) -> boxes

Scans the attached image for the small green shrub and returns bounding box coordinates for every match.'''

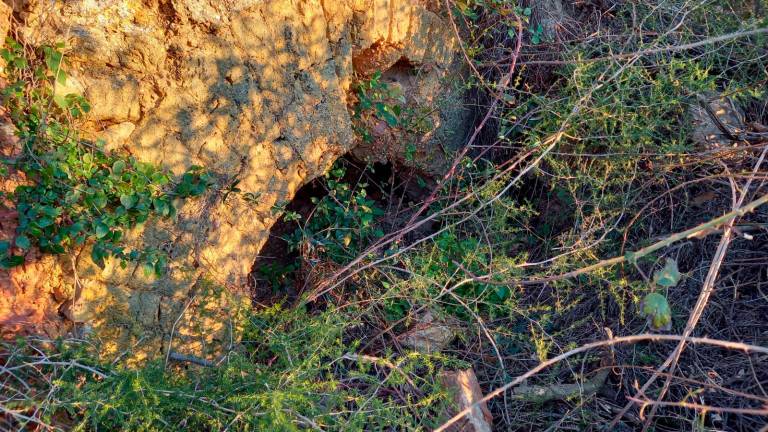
[352,71,405,142]
[288,163,384,264]
[1,305,451,431]
[351,71,433,145]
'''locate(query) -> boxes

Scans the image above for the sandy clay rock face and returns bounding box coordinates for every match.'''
[2,0,462,361]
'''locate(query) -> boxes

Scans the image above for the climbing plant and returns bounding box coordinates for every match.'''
[0,38,212,274]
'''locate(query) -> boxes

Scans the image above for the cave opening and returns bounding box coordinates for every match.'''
[249,154,432,307]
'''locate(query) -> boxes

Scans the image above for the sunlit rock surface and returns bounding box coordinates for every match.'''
[2,0,459,361]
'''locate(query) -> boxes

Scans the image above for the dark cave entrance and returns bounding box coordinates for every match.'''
[249,154,432,307]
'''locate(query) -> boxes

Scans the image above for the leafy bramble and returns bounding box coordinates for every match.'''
[640,292,672,331]
[653,257,681,288]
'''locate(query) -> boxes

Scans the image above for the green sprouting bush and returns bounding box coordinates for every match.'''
[1,305,451,431]
[0,38,212,274]
[415,232,499,311]
[495,57,721,269]
[289,163,384,264]
[351,71,433,146]
[352,71,405,142]
[496,3,766,258]
[373,164,537,322]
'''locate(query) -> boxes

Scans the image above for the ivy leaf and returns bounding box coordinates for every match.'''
[92,192,108,209]
[142,262,155,277]
[112,160,126,175]
[653,258,681,288]
[375,102,399,127]
[94,222,110,239]
[380,110,398,127]
[531,24,543,44]
[120,194,137,209]
[154,254,168,275]
[53,94,69,110]
[78,98,90,113]
[91,243,107,268]
[153,198,170,217]
[44,47,62,74]
[36,217,54,228]
[640,292,672,331]
[40,206,59,217]
[15,235,31,250]
[0,254,24,268]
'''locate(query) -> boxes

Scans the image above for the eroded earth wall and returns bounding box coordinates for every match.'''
[0,0,458,360]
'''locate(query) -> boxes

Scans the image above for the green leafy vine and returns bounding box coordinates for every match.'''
[0,38,212,274]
